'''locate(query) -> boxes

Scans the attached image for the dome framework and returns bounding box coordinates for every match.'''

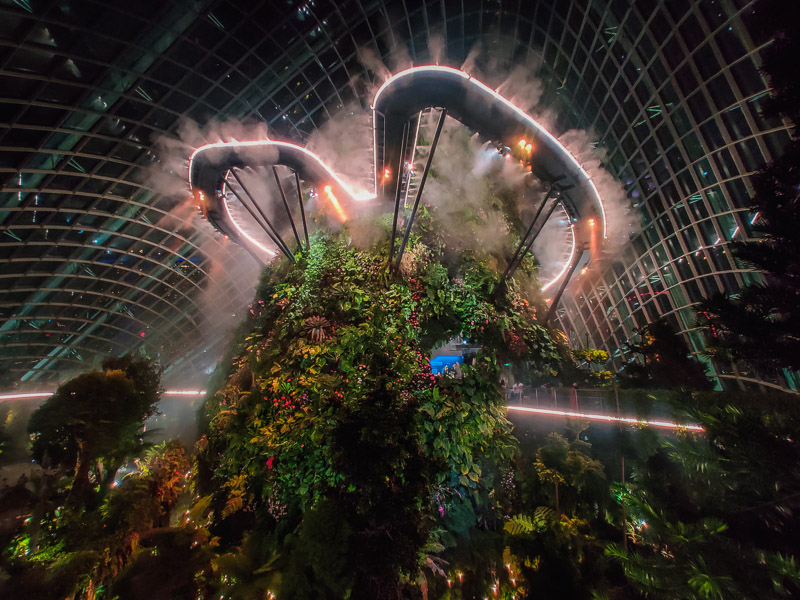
[0,0,789,390]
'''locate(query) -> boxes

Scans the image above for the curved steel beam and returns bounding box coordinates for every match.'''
[188,66,608,291]
[189,140,374,256]
[372,66,607,242]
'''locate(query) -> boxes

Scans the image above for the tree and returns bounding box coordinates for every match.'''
[607,391,800,599]
[27,356,162,509]
[619,319,712,390]
[697,0,800,376]
[0,440,194,600]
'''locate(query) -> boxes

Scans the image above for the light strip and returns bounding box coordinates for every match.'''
[188,140,375,203]
[371,65,469,109]
[0,390,206,402]
[541,215,576,293]
[0,392,50,401]
[507,404,704,432]
[372,65,608,239]
[0,391,702,432]
[220,184,278,257]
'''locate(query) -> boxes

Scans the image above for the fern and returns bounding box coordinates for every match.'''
[504,507,557,535]
[504,514,534,535]
[221,495,244,518]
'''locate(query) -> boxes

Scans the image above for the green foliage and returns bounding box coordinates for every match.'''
[606,390,800,599]
[1,439,192,599]
[619,319,712,391]
[195,236,563,598]
[504,507,557,535]
[27,356,162,509]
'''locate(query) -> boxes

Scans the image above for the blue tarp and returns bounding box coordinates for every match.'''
[429,355,463,374]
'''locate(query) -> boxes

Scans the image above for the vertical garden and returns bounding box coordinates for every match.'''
[2,226,799,599]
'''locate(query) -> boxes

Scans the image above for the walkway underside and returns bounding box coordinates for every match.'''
[189,66,608,294]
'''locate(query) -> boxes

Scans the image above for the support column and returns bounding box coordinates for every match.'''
[272,166,301,248]
[544,246,588,324]
[229,169,294,262]
[394,108,447,270]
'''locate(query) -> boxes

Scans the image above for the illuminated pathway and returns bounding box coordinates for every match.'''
[506,404,703,432]
[0,390,702,432]
[0,390,204,401]
[188,65,608,297]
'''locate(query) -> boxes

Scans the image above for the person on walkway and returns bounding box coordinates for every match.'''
[570,382,580,412]
[452,361,463,379]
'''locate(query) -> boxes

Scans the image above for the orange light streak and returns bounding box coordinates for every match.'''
[323,185,348,222]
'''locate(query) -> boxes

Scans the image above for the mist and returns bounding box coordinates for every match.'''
[355,37,635,283]
[138,33,636,389]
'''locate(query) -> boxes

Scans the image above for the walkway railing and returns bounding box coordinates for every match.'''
[506,387,703,432]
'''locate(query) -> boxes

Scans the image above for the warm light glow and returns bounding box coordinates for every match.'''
[323,185,348,222]
[518,138,526,148]
[464,69,609,239]
[383,167,391,179]
[163,390,205,396]
[588,217,595,226]
[507,405,704,432]
[525,143,532,152]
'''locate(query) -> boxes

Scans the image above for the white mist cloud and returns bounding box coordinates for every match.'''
[142,34,636,383]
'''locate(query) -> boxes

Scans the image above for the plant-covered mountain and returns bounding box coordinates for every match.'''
[195,235,563,598]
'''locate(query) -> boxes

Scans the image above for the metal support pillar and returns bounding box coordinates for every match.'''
[224,185,282,262]
[272,166,301,248]
[543,246,587,324]
[500,187,554,285]
[229,169,294,261]
[516,196,562,267]
[389,121,410,266]
[294,171,309,248]
[394,108,447,270]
